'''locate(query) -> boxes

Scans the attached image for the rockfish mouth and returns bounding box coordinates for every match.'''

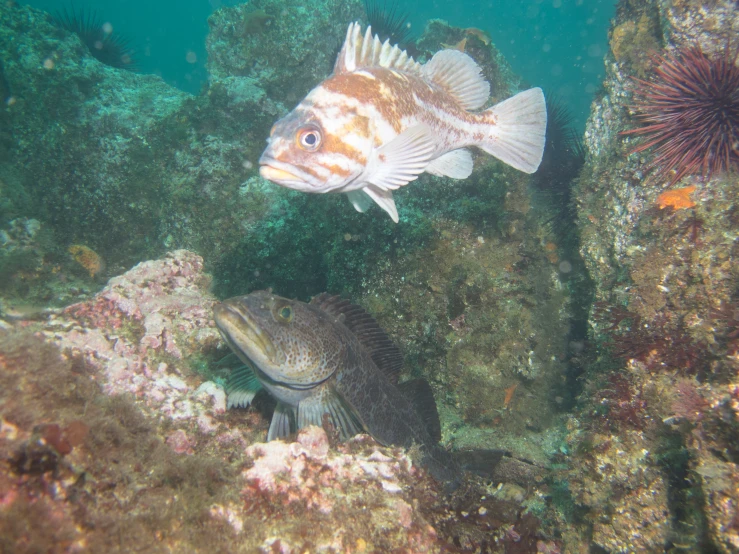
[213,301,281,366]
[258,157,313,188]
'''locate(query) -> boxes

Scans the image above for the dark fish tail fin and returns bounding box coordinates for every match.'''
[397,378,442,443]
[454,449,510,478]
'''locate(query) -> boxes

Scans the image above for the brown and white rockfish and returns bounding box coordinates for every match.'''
[259,22,547,222]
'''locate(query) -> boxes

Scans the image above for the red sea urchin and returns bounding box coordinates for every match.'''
[622,46,739,186]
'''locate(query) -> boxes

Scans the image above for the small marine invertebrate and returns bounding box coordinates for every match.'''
[68,244,103,277]
[656,185,696,210]
[503,383,518,410]
[622,46,739,186]
[363,0,412,45]
[52,5,137,70]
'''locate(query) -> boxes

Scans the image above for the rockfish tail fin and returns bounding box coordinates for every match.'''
[479,87,547,174]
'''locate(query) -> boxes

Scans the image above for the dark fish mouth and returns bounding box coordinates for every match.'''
[213,302,280,364]
[214,298,332,391]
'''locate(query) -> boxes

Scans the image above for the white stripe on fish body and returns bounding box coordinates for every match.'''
[314,152,363,176]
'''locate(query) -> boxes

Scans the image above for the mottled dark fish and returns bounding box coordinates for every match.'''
[259,22,547,222]
[213,290,463,486]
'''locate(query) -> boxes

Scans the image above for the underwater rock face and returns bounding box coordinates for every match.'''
[2,250,567,552]
[0,2,283,277]
[206,0,363,108]
[572,0,739,551]
[1,250,443,551]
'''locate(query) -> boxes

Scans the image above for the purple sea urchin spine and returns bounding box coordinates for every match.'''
[622,46,739,186]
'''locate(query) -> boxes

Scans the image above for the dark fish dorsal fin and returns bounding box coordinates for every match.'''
[396,379,442,443]
[310,293,403,384]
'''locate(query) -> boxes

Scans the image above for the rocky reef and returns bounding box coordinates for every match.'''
[568,0,739,551]
[0,250,562,552]
[1,0,737,551]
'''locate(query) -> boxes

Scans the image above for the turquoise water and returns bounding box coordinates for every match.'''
[26,0,615,130]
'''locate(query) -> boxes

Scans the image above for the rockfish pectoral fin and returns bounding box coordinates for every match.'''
[362,185,398,223]
[480,87,547,174]
[366,124,436,192]
[425,149,474,179]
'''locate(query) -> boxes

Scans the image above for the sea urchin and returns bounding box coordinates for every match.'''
[52,5,137,71]
[622,46,739,186]
[364,0,412,46]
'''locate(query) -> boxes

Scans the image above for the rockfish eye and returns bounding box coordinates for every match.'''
[276,305,293,322]
[297,125,321,151]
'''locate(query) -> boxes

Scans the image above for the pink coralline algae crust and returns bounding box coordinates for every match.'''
[241,426,442,553]
[43,250,225,435]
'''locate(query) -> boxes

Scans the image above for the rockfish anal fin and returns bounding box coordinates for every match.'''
[363,185,399,223]
[422,49,490,111]
[481,87,547,174]
[425,148,474,179]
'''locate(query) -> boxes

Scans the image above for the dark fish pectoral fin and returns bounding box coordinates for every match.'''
[296,386,363,440]
[226,363,264,409]
[268,401,297,441]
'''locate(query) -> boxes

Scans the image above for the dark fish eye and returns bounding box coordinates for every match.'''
[279,306,293,321]
[297,125,321,151]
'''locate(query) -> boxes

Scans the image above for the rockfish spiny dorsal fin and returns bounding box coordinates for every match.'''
[396,379,442,443]
[421,50,490,111]
[334,22,421,75]
[310,293,403,384]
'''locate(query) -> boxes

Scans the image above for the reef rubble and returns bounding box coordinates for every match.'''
[0,250,563,552]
